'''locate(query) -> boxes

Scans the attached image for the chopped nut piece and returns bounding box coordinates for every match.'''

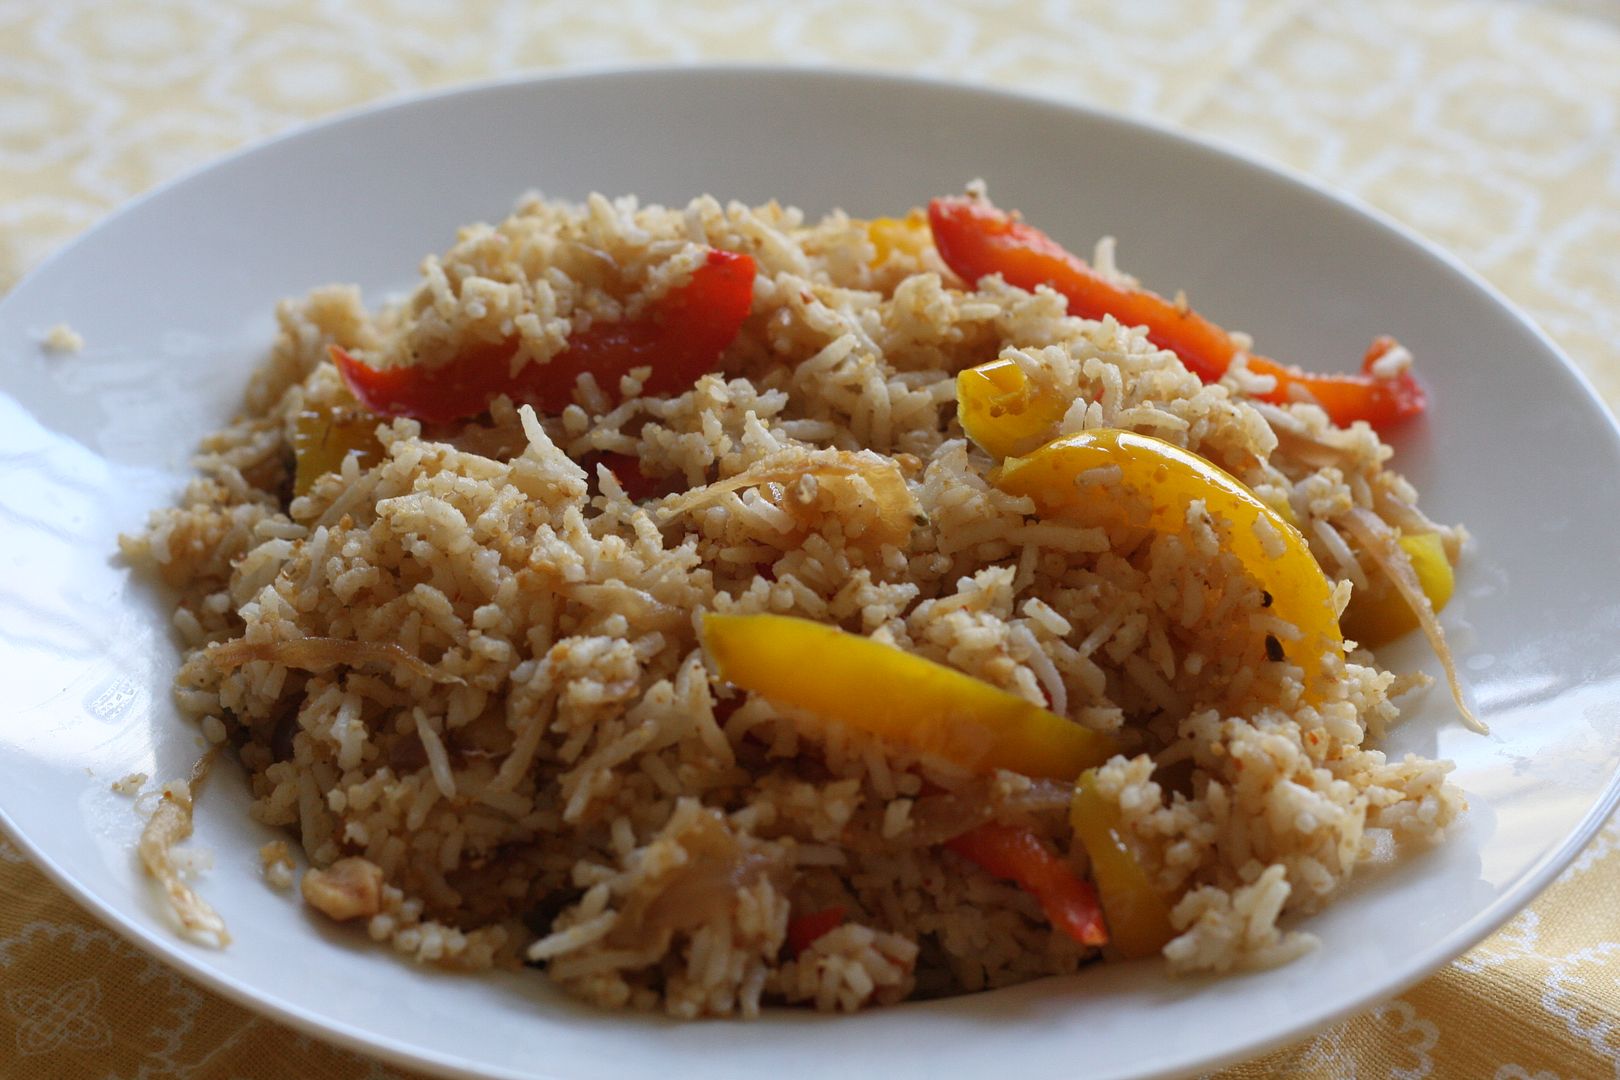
[301,857,384,921]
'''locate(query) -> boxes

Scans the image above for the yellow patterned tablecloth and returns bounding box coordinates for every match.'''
[3,2,1619,1077]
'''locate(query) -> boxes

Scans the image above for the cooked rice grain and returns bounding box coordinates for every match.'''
[124,190,1463,1016]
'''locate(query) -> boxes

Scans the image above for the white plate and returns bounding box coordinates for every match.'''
[1,67,1618,1080]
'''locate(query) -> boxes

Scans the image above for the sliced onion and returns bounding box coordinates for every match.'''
[898,778,1074,849]
[904,791,994,847]
[657,447,918,548]
[1266,421,1358,471]
[137,750,231,948]
[607,811,778,952]
[207,636,463,685]
[1339,507,1485,734]
[1371,486,1460,560]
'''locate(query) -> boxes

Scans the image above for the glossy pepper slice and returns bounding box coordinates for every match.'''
[944,823,1108,948]
[701,612,1116,780]
[1340,531,1455,648]
[927,196,1425,429]
[291,406,383,496]
[866,211,931,267]
[956,356,1071,459]
[1071,769,1175,959]
[995,430,1344,700]
[785,905,847,957]
[332,248,756,423]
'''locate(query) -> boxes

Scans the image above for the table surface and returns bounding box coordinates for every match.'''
[3,1,1619,1077]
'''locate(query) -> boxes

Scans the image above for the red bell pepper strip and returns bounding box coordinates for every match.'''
[786,904,847,957]
[926,196,1425,429]
[331,248,756,423]
[944,823,1108,948]
[1291,335,1425,426]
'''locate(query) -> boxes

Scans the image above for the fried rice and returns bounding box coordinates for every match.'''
[121,187,1466,1017]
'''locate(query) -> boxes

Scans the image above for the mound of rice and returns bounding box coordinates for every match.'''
[122,188,1464,1017]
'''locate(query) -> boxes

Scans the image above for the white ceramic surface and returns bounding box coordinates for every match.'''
[1,68,1617,1080]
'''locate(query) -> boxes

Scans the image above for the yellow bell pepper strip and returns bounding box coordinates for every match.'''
[701,612,1116,780]
[291,407,383,496]
[995,430,1344,700]
[956,356,1071,459]
[927,196,1426,430]
[785,904,847,957]
[1071,769,1175,959]
[866,211,931,266]
[1340,531,1455,648]
[944,823,1108,948]
[331,248,756,423]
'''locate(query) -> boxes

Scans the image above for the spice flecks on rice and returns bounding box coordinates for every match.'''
[123,190,1464,1015]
